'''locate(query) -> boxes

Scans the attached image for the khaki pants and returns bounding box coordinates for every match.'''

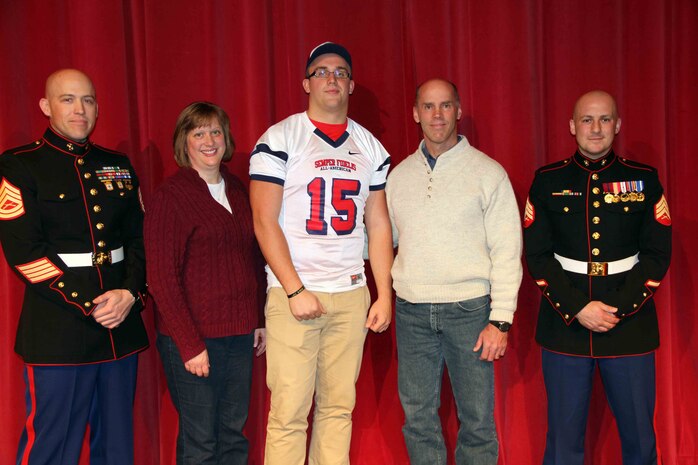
[264,286,370,465]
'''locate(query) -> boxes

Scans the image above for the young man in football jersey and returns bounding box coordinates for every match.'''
[249,42,393,465]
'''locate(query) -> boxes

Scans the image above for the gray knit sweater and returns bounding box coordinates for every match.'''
[386,136,522,322]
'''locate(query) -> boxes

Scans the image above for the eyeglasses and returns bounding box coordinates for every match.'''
[306,67,351,80]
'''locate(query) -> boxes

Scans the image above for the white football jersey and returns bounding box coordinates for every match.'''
[250,112,391,292]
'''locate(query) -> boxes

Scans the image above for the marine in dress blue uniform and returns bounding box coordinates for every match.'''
[524,91,671,465]
[0,69,148,465]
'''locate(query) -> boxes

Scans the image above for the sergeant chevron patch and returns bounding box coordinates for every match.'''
[654,195,671,226]
[0,178,25,220]
[523,197,535,228]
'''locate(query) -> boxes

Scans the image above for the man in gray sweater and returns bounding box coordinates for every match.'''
[386,78,522,465]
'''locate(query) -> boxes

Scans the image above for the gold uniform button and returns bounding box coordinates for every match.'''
[97,240,106,247]
[643,292,648,297]
[545,292,550,296]
[563,207,569,212]
[592,187,600,195]
[119,192,125,197]
[592,232,600,240]
[593,201,600,208]
[555,303,561,308]
[59,193,65,199]
[77,158,85,165]
[84,173,91,179]
[93,205,102,213]
[90,188,98,196]
[84,302,92,308]
[58,282,65,288]
[592,173,599,180]
[592,248,600,256]
[592,216,600,224]
[624,206,629,212]
[428,186,432,191]
[71,292,78,298]
[633,304,638,308]
[96,222,104,230]
[564,314,570,319]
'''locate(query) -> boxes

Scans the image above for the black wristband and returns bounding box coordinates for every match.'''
[287,285,306,299]
[489,320,511,332]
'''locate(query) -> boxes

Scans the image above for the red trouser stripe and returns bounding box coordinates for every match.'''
[20,366,37,465]
[654,355,663,465]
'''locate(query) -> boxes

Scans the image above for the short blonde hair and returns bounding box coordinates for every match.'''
[173,102,235,167]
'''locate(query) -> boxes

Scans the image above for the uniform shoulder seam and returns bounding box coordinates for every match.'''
[91,144,128,158]
[617,157,657,172]
[536,158,571,174]
[3,141,44,156]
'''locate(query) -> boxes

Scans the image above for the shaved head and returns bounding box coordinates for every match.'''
[569,90,621,159]
[573,90,618,120]
[40,69,98,141]
[44,69,95,100]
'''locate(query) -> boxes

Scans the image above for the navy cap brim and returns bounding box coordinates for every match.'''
[306,42,352,74]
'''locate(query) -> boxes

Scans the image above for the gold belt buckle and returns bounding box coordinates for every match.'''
[588,261,608,276]
[92,251,111,266]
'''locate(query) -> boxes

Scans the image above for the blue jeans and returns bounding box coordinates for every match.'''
[396,295,498,465]
[157,333,254,465]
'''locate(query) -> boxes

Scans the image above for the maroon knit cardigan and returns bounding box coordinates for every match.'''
[144,165,265,362]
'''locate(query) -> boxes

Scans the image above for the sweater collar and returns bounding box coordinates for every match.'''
[179,164,230,188]
[419,135,468,167]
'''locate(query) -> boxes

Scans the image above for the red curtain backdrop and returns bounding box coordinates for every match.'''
[1,1,697,464]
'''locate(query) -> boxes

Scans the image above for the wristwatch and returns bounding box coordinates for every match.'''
[489,320,511,332]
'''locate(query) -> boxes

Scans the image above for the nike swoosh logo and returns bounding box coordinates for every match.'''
[348,151,360,155]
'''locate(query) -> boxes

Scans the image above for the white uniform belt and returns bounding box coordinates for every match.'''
[58,247,125,267]
[554,253,639,276]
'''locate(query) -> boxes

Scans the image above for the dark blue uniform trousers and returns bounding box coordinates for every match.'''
[541,349,658,465]
[16,354,138,465]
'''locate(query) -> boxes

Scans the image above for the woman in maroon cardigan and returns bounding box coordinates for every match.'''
[144,102,266,465]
